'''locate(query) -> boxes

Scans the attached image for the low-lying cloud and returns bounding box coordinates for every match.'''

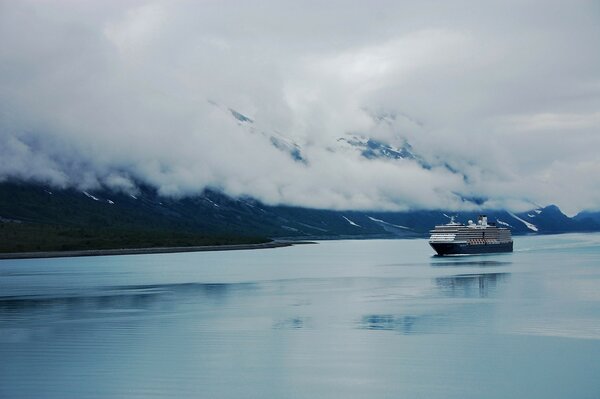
[1,0,599,215]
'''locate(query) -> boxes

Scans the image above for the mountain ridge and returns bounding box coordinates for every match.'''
[1,180,599,253]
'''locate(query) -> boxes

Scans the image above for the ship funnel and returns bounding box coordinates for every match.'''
[478,215,488,226]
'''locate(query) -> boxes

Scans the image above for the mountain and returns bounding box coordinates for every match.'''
[573,210,600,225]
[225,104,423,167]
[1,181,599,253]
[336,135,420,162]
[3,104,597,253]
[226,106,307,164]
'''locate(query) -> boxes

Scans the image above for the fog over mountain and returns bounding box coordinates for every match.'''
[1,1,599,215]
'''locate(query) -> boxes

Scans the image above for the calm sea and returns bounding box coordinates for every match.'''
[1,234,600,398]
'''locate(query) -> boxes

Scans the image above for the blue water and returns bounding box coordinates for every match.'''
[1,234,600,398]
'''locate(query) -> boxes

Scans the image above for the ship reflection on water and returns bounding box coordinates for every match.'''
[358,272,510,334]
[435,272,510,298]
[429,257,511,297]
[430,259,512,267]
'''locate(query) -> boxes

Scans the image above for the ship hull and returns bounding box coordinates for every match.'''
[430,241,513,256]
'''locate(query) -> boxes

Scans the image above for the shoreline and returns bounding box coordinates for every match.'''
[0,241,313,260]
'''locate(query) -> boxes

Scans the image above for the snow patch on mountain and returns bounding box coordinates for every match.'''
[297,222,328,232]
[83,191,99,201]
[205,198,219,207]
[368,216,410,229]
[509,212,538,232]
[496,219,513,228]
[342,216,361,227]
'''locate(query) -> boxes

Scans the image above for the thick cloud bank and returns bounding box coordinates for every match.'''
[1,1,599,214]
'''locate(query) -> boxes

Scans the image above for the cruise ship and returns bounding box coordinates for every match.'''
[429,215,513,255]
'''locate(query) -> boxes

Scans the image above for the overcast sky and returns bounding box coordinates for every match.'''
[1,0,599,215]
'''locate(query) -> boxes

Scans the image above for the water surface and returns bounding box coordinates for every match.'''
[1,234,600,398]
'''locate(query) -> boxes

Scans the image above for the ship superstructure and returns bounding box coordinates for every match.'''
[429,215,513,255]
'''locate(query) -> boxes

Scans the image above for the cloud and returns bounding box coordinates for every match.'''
[1,0,599,214]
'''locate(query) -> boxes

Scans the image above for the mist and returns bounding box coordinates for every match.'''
[1,0,599,215]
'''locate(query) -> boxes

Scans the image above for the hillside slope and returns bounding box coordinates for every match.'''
[1,181,599,253]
